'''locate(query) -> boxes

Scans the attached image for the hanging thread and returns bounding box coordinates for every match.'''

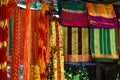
[23,0,31,80]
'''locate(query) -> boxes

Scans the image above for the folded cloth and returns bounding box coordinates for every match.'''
[90,28,119,60]
[61,1,88,27]
[86,3,118,28]
[63,26,90,62]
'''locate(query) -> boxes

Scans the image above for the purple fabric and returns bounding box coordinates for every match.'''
[61,10,88,27]
[89,16,118,28]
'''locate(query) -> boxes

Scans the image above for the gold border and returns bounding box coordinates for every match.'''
[0,62,7,70]
[0,20,8,27]
[92,53,118,59]
[64,54,91,62]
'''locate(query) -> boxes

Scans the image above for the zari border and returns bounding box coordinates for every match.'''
[64,54,91,62]
[0,62,7,70]
[0,0,8,5]
[0,20,8,27]
[92,53,118,59]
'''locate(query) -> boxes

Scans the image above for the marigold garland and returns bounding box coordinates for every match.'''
[38,2,50,80]
[8,1,20,80]
[30,65,40,80]
[0,0,8,80]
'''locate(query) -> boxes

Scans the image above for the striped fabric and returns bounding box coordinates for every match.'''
[61,1,88,27]
[63,27,90,62]
[50,20,64,80]
[86,3,118,28]
[90,28,118,60]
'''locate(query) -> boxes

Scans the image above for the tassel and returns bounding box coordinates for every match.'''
[23,0,31,80]
[38,2,49,80]
[8,1,20,80]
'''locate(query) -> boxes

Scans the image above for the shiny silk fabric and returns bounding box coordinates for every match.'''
[0,0,8,80]
[61,1,88,27]
[90,28,119,61]
[63,27,90,62]
[86,2,118,28]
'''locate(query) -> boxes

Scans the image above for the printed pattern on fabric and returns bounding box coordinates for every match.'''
[49,20,64,80]
[86,3,118,28]
[63,27,90,62]
[61,1,88,27]
[90,28,118,60]
[0,0,8,80]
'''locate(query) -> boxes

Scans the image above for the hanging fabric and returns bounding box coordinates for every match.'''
[49,19,64,80]
[38,2,50,80]
[8,0,20,80]
[86,2,118,28]
[23,0,31,80]
[90,28,118,61]
[0,0,8,80]
[63,27,90,62]
[114,5,120,65]
[60,1,88,27]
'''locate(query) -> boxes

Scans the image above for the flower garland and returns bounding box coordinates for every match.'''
[0,0,8,80]
[38,2,50,80]
[23,0,31,80]
[8,1,20,80]
[30,65,40,80]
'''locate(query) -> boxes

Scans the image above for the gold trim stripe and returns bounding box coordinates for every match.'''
[92,53,118,59]
[0,41,7,48]
[0,0,8,5]
[0,62,7,70]
[0,20,8,27]
[62,8,87,14]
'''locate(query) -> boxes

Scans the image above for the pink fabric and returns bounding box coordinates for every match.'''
[61,10,88,27]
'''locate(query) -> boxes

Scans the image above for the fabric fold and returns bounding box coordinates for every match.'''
[86,3,118,28]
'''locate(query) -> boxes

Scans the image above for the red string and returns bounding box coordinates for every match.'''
[23,0,31,80]
[8,1,20,80]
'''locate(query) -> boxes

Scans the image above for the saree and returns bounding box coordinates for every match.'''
[63,27,90,62]
[49,19,64,80]
[0,0,8,80]
[90,28,119,61]
[60,1,88,27]
[86,3,118,28]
